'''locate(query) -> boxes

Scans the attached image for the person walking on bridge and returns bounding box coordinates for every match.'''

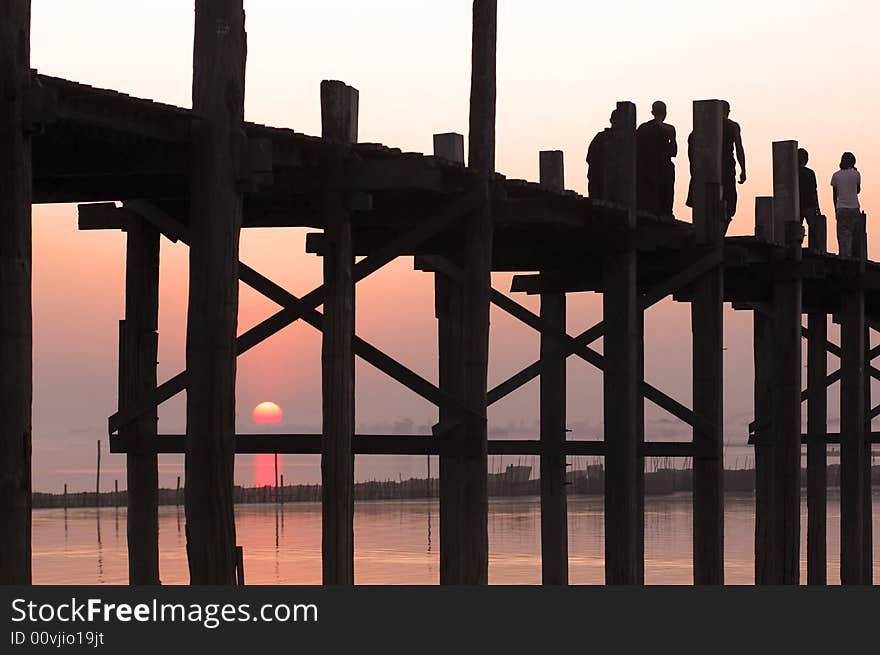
[637,100,677,218]
[831,151,863,257]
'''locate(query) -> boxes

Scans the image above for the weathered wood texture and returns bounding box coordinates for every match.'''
[120,217,160,584]
[185,0,246,584]
[602,101,643,584]
[438,0,496,585]
[320,80,357,585]
[0,0,33,584]
[691,100,724,584]
[806,225,827,585]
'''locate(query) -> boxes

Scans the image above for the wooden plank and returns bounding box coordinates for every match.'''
[602,101,643,585]
[320,80,357,585]
[539,291,568,584]
[690,100,725,585]
[0,0,33,585]
[184,0,246,584]
[439,0,496,586]
[120,216,160,584]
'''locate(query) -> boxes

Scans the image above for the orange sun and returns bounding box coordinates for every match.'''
[252,401,283,425]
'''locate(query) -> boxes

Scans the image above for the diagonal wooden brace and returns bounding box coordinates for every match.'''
[102,191,482,433]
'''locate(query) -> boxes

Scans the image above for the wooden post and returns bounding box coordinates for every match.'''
[433,141,466,585]
[96,440,102,507]
[185,0,246,584]
[755,197,774,242]
[64,484,68,509]
[806,225,827,585]
[433,133,465,164]
[0,0,33,585]
[602,101,643,584]
[320,79,357,585]
[690,100,725,584]
[120,215,160,584]
[437,0,496,585]
[538,150,568,585]
[840,218,869,584]
[176,476,181,506]
[539,151,565,192]
[757,141,803,584]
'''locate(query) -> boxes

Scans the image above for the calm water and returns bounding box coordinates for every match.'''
[32,490,880,585]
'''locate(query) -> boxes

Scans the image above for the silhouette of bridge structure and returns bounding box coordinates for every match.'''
[2,0,877,586]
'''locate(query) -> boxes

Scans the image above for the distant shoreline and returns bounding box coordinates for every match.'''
[33,463,878,509]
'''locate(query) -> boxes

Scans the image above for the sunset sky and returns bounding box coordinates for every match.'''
[27,0,879,491]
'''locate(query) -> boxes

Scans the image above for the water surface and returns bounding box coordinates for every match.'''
[32,490,880,584]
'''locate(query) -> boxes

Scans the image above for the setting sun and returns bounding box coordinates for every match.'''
[252,401,283,425]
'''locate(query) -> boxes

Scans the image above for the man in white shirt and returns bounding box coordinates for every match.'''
[831,151,863,257]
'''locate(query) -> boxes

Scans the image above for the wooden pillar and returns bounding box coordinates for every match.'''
[320,80,358,585]
[757,141,803,584]
[806,224,827,585]
[755,197,774,243]
[0,0,33,585]
[185,0,246,584]
[437,0,496,585]
[433,133,465,164]
[840,220,869,584]
[120,217,160,584]
[602,101,643,584]
[538,150,568,584]
[690,100,725,584]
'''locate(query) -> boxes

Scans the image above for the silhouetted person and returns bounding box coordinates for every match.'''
[831,151,862,257]
[686,101,746,235]
[798,148,821,240]
[637,100,677,217]
[587,109,621,200]
[721,101,746,230]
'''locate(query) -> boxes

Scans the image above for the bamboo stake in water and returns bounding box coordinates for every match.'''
[95,440,101,508]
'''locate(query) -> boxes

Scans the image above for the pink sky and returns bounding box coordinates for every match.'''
[27,1,879,490]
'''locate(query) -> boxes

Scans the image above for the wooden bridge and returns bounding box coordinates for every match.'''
[1,1,876,586]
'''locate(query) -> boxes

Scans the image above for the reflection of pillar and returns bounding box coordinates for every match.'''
[537,151,568,585]
[320,80,358,585]
[185,0,246,584]
[0,0,33,585]
[691,100,725,585]
[602,101,643,584]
